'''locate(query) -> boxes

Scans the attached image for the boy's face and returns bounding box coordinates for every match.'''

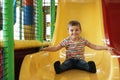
[68,26,81,39]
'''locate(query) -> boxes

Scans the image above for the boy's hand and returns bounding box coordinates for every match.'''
[107,46,114,55]
[39,47,43,51]
[107,46,113,51]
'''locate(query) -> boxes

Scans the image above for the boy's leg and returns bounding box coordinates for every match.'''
[74,59,90,71]
[75,59,96,73]
[54,58,73,74]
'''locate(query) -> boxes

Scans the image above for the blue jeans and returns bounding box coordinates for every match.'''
[60,58,89,72]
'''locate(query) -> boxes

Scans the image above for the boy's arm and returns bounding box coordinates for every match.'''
[86,42,113,50]
[40,44,63,52]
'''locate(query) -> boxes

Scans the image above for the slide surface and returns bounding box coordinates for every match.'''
[19,0,120,80]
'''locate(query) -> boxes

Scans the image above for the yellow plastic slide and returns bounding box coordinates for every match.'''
[19,0,120,80]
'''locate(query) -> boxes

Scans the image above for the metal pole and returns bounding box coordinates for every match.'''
[36,0,43,42]
[3,0,14,79]
[19,0,22,40]
[50,0,55,40]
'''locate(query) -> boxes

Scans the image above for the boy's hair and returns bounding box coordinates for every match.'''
[68,20,81,31]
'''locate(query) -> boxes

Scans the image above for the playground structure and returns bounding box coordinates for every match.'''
[0,0,120,80]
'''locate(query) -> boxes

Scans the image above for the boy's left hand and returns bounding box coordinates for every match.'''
[107,46,114,55]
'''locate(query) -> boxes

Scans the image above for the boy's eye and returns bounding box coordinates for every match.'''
[75,29,78,31]
[70,30,73,32]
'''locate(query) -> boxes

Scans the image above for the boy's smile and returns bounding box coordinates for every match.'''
[68,26,81,40]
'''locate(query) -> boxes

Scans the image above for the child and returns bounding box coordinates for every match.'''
[40,20,113,74]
